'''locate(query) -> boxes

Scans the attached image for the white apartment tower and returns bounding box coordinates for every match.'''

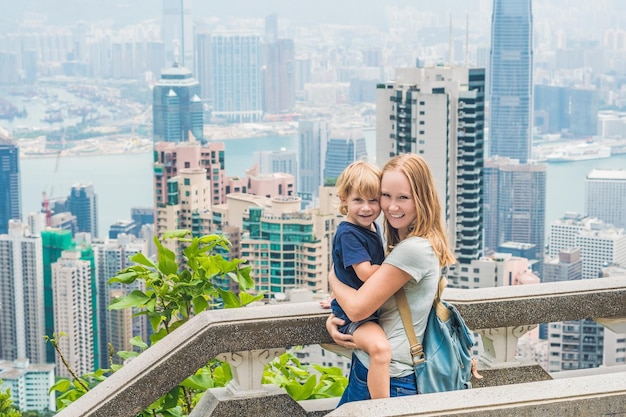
[585,169,626,229]
[549,213,626,279]
[0,359,56,413]
[94,235,148,367]
[52,250,94,378]
[210,32,263,123]
[0,220,45,363]
[376,66,485,269]
[254,148,298,179]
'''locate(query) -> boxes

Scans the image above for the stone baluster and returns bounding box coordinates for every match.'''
[216,348,286,396]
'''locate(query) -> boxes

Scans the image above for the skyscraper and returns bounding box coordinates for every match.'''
[483,157,546,276]
[263,38,296,114]
[94,235,147,367]
[0,221,45,364]
[41,228,73,363]
[195,31,212,103]
[264,13,279,43]
[254,148,298,178]
[0,135,21,235]
[298,120,329,207]
[68,183,98,238]
[162,0,194,71]
[210,32,263,123]
[52,250,94,378]
[323,132,368,183]
[534,85,599,137]
[152,63,204,143]
[489,0,533,162]
[585,169,626,229]
[376,66,486,268]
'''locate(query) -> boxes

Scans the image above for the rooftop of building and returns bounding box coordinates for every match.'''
[587,168,626,180]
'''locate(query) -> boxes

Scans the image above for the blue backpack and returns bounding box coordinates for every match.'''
[395,277,480,394]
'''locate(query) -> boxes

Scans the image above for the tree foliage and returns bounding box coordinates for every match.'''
[48,230,346,416]
[263,349,348,400]
[0,380,21,417]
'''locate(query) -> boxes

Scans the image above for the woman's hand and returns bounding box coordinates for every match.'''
[326,313,357,349]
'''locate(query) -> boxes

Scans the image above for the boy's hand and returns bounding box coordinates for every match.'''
[319,295,334,309]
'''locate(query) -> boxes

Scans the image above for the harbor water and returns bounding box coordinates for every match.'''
[19,134,626,239]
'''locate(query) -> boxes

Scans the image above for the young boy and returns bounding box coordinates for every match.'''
[325,160,391,399]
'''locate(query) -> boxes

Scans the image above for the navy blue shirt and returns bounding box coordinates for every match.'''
[330,221,385,327]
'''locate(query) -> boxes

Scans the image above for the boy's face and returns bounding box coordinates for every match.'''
[342,190,381,230]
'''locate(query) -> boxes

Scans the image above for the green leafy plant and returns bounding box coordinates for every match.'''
[49,230,261,415]
[263,349,348,400]
[48,230,347,416]
[0,379,21,417]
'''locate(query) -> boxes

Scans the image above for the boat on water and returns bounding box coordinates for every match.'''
[546,143,612,163]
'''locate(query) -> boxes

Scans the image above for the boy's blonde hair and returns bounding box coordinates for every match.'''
[335,160,382,216]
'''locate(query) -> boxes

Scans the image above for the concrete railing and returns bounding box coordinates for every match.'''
[56,276,626,417]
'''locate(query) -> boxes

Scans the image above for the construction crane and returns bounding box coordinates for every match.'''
[41,150,63,227]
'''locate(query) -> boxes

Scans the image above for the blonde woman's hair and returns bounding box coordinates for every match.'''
[335,160,382,216]
[382,154,456,267]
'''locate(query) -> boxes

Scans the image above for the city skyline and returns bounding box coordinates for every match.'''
[0,0,626,410]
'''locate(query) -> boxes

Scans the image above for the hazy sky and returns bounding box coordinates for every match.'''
[1,0,483,29]
[0,0,623,40]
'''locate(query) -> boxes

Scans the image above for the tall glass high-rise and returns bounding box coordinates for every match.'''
[489,0,533,163]
[0,137,21,234]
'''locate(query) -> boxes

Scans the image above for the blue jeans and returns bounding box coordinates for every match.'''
[337,353,417,407]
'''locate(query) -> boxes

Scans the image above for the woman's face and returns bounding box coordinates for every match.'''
[380,169,417,239]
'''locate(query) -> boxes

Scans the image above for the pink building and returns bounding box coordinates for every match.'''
[153,139,226,210]
[224,166,295,198]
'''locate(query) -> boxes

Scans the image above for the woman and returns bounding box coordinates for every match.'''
[326,153,456,405]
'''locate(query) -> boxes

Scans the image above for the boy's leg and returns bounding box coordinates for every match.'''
[352,321,391,399]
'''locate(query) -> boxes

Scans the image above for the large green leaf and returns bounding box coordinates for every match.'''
[162,229,191,240]
[162,386,180,409]
[108,271,138,284]
[49,379,71,394]
[129,335,149,350]
[180,372,214,390]
[284,375,316,401]
[117,350,140,360]
[228,270,254,290]
[217,287,240,308]
[192,295,209,314]
[129,251,157,268]
[239,291,265,306]
[158,256,178,276]
[108,290,151,310]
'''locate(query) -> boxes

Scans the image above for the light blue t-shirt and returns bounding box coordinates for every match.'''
[354,236,440,377]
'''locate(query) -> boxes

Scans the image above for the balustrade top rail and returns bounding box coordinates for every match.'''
[56,276,626,417]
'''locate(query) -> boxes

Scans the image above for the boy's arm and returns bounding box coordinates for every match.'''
[352,262,381,283]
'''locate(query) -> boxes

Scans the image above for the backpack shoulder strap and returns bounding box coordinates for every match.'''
[395,289,424,365]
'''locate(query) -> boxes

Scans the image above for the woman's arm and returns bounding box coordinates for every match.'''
[329,263,412,322]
